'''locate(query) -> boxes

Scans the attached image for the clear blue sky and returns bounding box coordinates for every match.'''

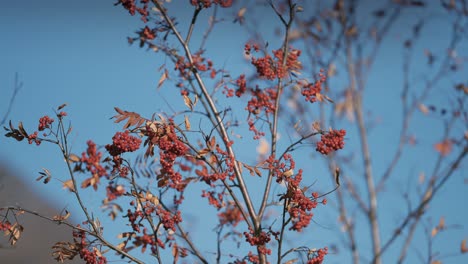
[1,0,467,263]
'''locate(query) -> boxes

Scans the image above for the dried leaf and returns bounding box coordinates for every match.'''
[112,107,146,130]
[7,223,23,246]
[253,167,262,177]
[68,154,80,163]
[285,259,298,264]
[312,121,321,131]
[283,169,294,178]
[335,167,341,186]
[461,239,468,253]
[57,103,67,110]
[434,139,453,156]
[242,163,255,176]
[184,115,191,130]
[157,69,169,89]
[418,103,429,115]
[63,179,75,192]
[53,210,71,221]
[183,95,193,111]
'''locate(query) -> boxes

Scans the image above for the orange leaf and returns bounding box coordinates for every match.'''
[434,139,453,156]
[418,103,429,115]
[461,239,468,253]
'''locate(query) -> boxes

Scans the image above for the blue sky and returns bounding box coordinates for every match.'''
[1,0,467,263]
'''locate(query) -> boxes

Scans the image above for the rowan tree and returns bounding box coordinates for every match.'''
[1,1,467,264]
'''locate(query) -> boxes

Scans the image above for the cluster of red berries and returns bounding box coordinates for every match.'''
[272,48,302,73]
[246,87,277,116]
[218,202,243,227]
[73,229,107,264]
[307,247,328,264]
[105,185,125,202]
[27,131,41,145]
[124,208,145,233]
[286,171,319,232]
[117,0,150,22]
[80,140,108,182]
[243,228,272,256]
[140,26,156,40]
[105,131,141,156]
[38,115,54,131]
[0,221,11,232]
[190,0,233,8]
[246,44,303,80]
[301,71,326,103]
[316,129,346,155]
[196,166,227,185]
[156,207,182,232]
[132,228,156,254]
[202,190,224,210]
[248,119,265,140]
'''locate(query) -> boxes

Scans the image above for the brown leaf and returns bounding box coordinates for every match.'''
[242,163,255,176]
[461,239,468,253]
[418,103,429,115]
[157,69,169,89]
[63,179,75,192]
[57,103,67,110]
[68,154,80,163]
[335,167,341,186]
[18,122,28,137]
[112,107,146,130]
[284,259,298,264]
[183,95,193,111]
[53,210,71,221]
[184,115,191,130]
[7,223,23,246]
[312,121,321,131]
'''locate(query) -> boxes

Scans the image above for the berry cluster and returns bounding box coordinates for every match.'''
[116,0,151,22]
[105,131,142,156]
[307,247,328,264]
[157,207,182,232]
[246,44,302,80]
[156,125,188,191]
[190,0,233,8]
[272,48,302,73]
[80,140,108,189]
[105,130,141,176]
[73,229,107,264]
[316,129,346,155]
[286,170,318,232]
[124,208,145,233]
[218,201,243,227]
[0,221,11,232]
[105,185,125,202]
[38,115,54,131]
[27,131,41,145]
[301,71,326,103]
[246,87,277,116]
[243,228,272,256]
[202,190,224,209]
